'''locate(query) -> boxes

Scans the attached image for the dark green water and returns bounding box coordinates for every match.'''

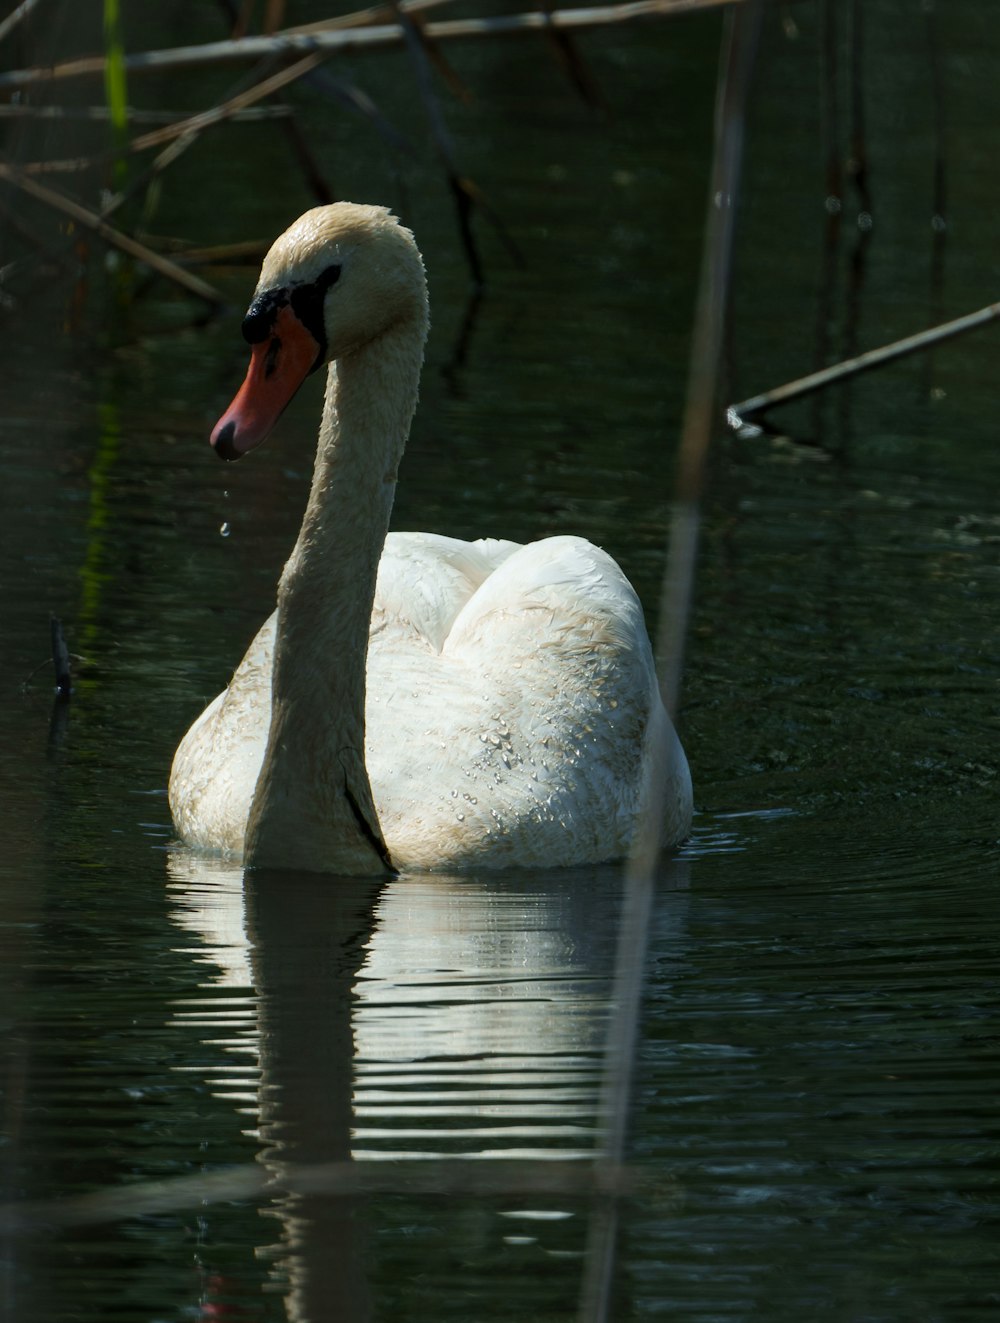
[1,2,998,1319]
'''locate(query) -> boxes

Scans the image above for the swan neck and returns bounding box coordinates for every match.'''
[295,323,420,576]
[246,314,425,875]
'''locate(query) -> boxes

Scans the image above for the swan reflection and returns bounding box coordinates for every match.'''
[165,853,689,1319]
[353,876,619,1161]
[166,856,621,1160]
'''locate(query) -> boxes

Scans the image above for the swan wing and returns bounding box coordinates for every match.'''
[169,614,275,854]
[372,531,520,650]
[168,532,518,855]
[171,534,691,869]
[367,535,691,870]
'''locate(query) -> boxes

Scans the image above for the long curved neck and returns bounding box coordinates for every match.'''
[245,312,425,874]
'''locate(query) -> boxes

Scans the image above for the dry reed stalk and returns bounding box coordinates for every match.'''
[127,50,324,153]
[166,238,270,266]
[15,51,323,176]
[577,3,765,1319]
[0,0,745,92]
[728,299,1000,424]
[0,104,291,124]
[284,0,457,36]
[0,0,44,46]
[0,161,223,305]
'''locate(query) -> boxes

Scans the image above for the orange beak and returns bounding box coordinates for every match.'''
[211,304,322,461]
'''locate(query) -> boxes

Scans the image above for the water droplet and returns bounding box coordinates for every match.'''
[450,789,458,798]
[219,521,231,537]
[456,812,465,821]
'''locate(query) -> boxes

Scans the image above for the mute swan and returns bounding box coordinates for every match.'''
[169,203,692,874]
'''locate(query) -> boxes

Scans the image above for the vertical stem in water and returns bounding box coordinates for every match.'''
[924,0,948,398]
[577,3,764,1319]
[102,0,128,191]
[814,0,842,441]
[102,0,134,308]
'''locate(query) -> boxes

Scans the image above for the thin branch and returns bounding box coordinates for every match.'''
[0,0,44,46]
[16,52,324,176]
[148,238,270,266]
[0,0,744,92]
[0,103,292,124]
[284,0,456,34]
[0,161,224,306]
[727,299,1000,424]
[389,0,485,280]
[0,52,313,287]
[405,3,475,104]
[127,50,324,154]
[540,0,608,112]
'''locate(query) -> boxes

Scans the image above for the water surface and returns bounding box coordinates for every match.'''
[1,2,998,1319]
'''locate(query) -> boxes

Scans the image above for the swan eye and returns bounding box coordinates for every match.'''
[240,265,341,366]
[289,263,342,371]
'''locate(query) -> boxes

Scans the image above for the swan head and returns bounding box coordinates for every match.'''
[210,202,427,461]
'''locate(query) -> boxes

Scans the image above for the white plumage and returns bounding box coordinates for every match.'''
[169,204,692,874]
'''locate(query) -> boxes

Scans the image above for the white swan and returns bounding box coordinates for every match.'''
[169,203,692,874]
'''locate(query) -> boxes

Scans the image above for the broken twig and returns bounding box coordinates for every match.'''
[0,160,224,306]
[728,297,1000,424]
